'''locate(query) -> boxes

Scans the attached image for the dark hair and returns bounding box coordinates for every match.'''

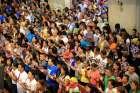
[29,27,34,34]
[92,63,98,68]
[95,27,101,34]
[61,64,69,74]
[29,69,36,77]
[38,80,46,87]
[19,62,25,68]
[123,74,129,81]
[58,40,65,46]
[133,28,137,32]
[86,83,101,93]
[114,62,121,71]
[108,79,117,88]
[49,57,55,64]
[12,62,18,68]
[101,50,106,56]
[75,23,79,28]
[80,22,86,29]
[115,23,120,29]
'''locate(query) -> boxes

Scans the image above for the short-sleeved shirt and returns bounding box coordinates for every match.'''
[46,65,58,86]
[89,70,101,85]
[16,70,28,93]
[25,79,37,93]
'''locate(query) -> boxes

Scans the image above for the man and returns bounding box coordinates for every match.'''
[46,57,58,93]
[24,70,37,93]
[104,68,115,90]
[39,53,48,68]
[122,75,131,92]
[8,62,28,93]
[125,65,139,84]
[38,53,48,80]
[67,17,76,33]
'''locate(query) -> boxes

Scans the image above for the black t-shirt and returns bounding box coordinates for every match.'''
[124,84,131,93]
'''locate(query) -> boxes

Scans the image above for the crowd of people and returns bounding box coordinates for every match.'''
[0,0,140,93]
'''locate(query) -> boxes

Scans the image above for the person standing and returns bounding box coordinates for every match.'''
[24,70,37,93]
[8,62,28,93]
[122,75,131,92]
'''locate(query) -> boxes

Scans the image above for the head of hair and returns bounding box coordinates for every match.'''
[123,74,129,81]
[29,69,36,77]
[19,62,25,68]
[133,28,137,32]
[108,79,117,88]
[115,23,120,29]
[49,56,55,64]
[38,80,46,87]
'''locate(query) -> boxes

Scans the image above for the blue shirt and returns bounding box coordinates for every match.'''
[69,58,76,77]
[46,65,58,86]
[15,12,21,19]
[47,65,58,76]
[26,32,35,43]
[24,64,31,73]
[0,15,6,23]
[80,40,92,47]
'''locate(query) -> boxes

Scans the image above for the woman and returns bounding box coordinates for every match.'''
[88,63,101,86]
[129,80,140,93]
[80,65,89,85]
[112,62,121,77]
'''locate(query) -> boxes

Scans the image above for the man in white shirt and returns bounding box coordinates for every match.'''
[8,63,28,93]
[24,70,37,93]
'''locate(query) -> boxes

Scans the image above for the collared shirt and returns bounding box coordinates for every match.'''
[13,69,28,93]
[25,78,37,93]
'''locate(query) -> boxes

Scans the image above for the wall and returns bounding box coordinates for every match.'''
[48,0,72,10]
[108,0,140,33]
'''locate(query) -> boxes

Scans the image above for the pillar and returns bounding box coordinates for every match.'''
[136,0,140,32]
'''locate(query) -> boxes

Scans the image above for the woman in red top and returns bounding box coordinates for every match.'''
[88,63,101,86]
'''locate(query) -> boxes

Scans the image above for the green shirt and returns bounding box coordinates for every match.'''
[104,76,116,90]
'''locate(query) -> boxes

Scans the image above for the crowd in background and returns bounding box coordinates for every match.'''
[0,0,140,93]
